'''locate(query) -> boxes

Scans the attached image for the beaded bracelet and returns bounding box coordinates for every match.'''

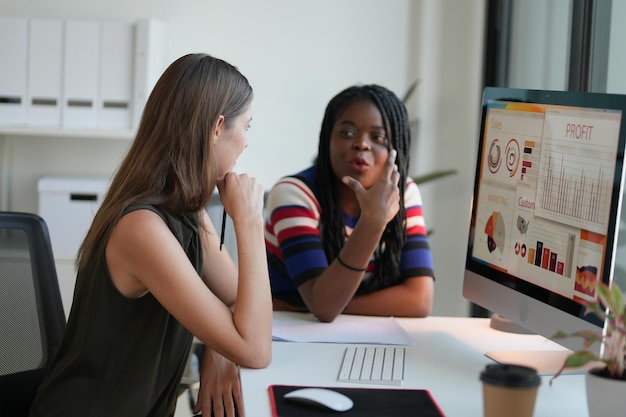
[337,254,367,272]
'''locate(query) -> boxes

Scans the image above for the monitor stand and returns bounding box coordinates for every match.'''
[489,313,534,334]
[484,314,596,376]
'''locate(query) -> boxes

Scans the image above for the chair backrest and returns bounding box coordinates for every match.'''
[0,211,66,416]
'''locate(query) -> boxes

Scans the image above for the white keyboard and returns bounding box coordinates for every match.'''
[337,346,405,386]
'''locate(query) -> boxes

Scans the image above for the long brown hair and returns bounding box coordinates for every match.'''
[77,53,253,269]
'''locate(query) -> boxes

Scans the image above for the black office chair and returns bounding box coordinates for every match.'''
[0,211,66,417]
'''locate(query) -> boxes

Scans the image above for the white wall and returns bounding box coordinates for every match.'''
[508,0,571,90]
[0,0,486,318]
[1,0,415,189]
[0,0,415,206]
[412,0,485,317]
[608,0,626,94]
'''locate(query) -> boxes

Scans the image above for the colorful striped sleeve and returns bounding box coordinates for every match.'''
[265,177,329,290]
[401,179,435,280]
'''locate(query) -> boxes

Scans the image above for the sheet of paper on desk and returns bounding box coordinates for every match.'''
[271,314,413,345]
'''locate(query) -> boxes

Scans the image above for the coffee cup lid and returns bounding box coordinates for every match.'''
[480,364,541,388]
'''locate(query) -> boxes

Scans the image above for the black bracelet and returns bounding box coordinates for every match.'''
[336,254,367,272]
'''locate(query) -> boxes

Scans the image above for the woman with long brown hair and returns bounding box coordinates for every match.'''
[30,53,271,417]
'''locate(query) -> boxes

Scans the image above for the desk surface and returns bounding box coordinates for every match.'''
[240,312,587,417]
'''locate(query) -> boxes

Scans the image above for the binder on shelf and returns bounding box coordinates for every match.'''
[62,19,100,128]
[0,17,28,126]
[27,18,64,127]
[133,19,167,129]
[98,20,133,129]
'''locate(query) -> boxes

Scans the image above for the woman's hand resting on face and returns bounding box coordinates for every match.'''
[341,149,400,227]
[217,172,265,223]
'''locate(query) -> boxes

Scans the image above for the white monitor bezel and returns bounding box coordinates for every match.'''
[463,87,626,357]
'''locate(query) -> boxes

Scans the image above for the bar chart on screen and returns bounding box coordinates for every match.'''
[535,107,621,235]
[536,142,615,234]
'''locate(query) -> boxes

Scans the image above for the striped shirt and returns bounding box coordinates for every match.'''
[265,166,434,303]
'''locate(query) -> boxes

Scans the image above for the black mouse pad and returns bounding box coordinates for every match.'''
[268,384,445,417]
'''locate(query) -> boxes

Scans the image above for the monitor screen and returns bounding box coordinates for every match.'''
[463,87,626,374]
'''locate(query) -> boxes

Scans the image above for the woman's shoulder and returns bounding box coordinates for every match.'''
[270,167,316,195]
[278,166,316,185]
[124,204,162,217]
[121,205,198,238]
[117,207,168,232]
[266,167,320,211]
[403,177,423,205]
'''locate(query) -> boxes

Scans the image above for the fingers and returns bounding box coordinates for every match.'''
[235,389,245,417]
[221,173,261,196]
[197,393,239,417]
[387,149,400,183]
[390,164,401,187]
[216,176,226,194]
[388,149,398,167]
[342,176,366,194]
[192,394,202,415]
[221,394,235,417]
[218,173,264,217]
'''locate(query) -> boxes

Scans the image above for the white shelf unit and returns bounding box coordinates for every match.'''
[0,127,134,316]
[0,126,135,141]
[0,127,133,211]
[0,16,165,316]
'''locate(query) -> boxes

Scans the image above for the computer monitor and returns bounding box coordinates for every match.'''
[463,87,626,375]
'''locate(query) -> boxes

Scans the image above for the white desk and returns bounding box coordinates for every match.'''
[240,312,587,417]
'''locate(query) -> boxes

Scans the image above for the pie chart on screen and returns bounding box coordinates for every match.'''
[484,211,505,254]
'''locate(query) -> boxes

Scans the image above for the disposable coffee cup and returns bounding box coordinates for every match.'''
[480,363,541,417]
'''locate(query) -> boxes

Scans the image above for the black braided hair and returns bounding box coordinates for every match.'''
[314,84,411,293]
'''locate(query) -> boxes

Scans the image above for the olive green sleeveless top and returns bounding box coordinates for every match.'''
[29,205,202,417]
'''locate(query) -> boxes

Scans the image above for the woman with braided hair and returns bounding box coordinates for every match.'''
[265,84,435,323]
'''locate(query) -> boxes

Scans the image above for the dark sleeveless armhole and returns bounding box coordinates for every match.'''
[122,204,167,221]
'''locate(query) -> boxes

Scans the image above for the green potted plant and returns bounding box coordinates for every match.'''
[550,281,626,416]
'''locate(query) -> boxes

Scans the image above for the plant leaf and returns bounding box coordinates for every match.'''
[551,282,626,383]
[552,330,569,339]
[610,282,624,317]
[585,303,607,322]
[564,351,600,368]
[597,283,613,312]
[552,329,602,346]
[412,170,457,185]
[402,79,420,103]
[576,330,603,348]
[550,350,601,386]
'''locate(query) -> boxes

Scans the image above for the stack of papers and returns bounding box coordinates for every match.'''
[272,313,414,345]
